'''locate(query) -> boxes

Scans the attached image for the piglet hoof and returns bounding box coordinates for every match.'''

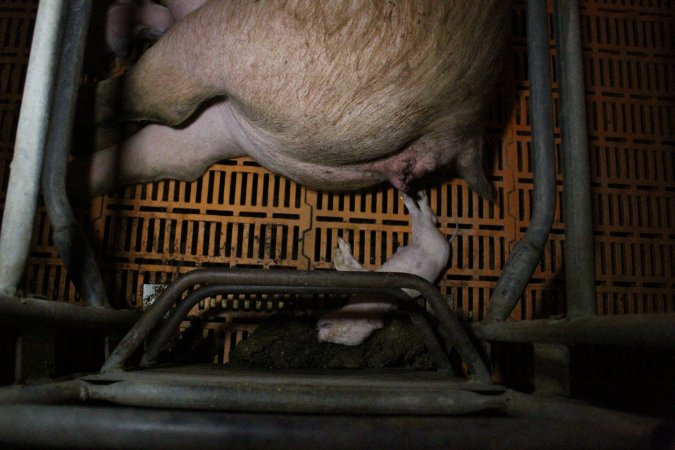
[333,237,366,272]
[317,311,384,346]
[401,190,437,226]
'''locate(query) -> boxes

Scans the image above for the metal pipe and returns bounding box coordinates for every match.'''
[140,285,452,372]
[41,0,107,307]
[554,0,596,318]
[0,380,83,405]
[472,313,675,347]
[0,294,138,331]
[0,404,667,449]
[487,0,557,321]
[101,269,491,383]
[87,380,504,415]
[0,0,68,296]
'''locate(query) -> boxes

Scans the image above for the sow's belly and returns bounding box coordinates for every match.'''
[228,102,450,192]
[210,0,510,193]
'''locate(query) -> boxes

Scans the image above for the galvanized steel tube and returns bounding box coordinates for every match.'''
[554,0,596,318]
[487,0,557,320]
[0,0,68,296]
[41,0,108,307]
[473,313,675,347]
[0,294,138,331]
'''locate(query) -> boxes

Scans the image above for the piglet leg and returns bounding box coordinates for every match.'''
[317,191,451,346]
[332,238,368,273]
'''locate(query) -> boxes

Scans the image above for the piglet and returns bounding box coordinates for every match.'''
[317,191,451,345]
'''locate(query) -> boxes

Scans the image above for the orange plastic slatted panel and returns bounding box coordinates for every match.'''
[84,160,312,306]
[0,1,671,321]
[581,0,675,314]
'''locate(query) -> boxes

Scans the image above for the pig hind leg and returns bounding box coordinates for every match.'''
[98,2,228,128]
[317,191,451,346]
[84,101,244,196]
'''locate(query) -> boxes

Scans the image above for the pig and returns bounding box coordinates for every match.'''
[318,190,451,346]
[89,0,510,344]
[91,0,509,197]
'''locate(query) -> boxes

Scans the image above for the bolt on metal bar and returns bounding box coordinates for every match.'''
[487,0,557,320]
[0,0,68,296]
[140,284,452,372]
[101,269,491,383]
[41,0,108,307]
[554,0,596,318]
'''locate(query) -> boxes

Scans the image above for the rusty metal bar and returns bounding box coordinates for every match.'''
[472,314,675,347]
[101,269,491,383]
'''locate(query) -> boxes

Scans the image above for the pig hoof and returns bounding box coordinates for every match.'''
[95,77,123,125]
[106,1,175,57]
[105,1,137,57]
[317,314,384,346]
[333,237,366,272]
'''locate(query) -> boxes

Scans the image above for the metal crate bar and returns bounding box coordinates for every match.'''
[139,284,453,372]
[0,294,138,331]
[472,313,675,347]
[486,0,557,321]
[101,269,492,383]
[554,0,597,318]
[0,0,68,296]
[41,0,108,307]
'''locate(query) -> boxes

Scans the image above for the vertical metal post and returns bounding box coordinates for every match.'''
[487,0,557,321]
[0,0,68,296]
[554,0,596,318]
[41,0,107,307]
